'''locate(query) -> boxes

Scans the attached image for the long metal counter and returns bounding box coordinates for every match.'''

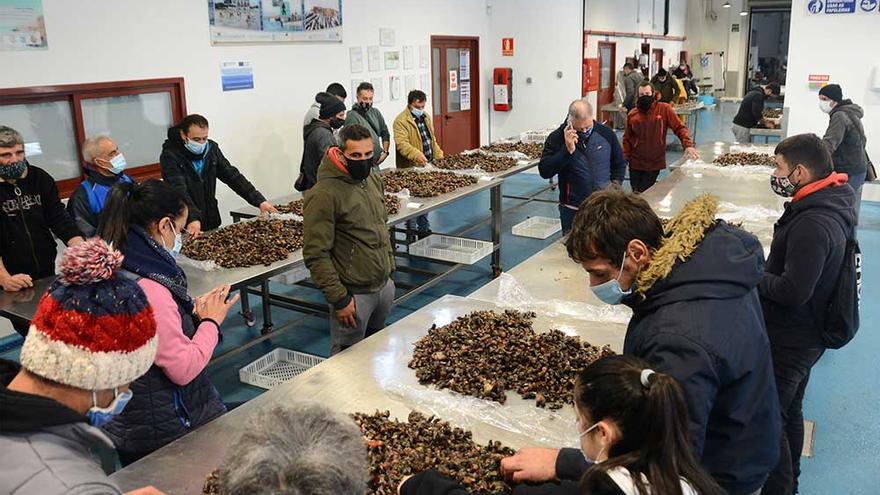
[600,101,707,142]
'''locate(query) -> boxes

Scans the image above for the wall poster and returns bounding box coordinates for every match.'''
[208,0,342,44]
[0,0,48,51]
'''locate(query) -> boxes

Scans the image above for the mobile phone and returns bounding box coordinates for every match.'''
[566,116,573,130]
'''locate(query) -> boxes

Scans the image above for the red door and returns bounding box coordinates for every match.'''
[597,41,616,125]
[431,36,480,155]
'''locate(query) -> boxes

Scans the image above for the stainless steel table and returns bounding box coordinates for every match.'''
[110,294,626,494]
[669,142,778,169]
[600,102,706,142]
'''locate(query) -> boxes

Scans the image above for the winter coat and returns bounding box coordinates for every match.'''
[760,173,856,349]
[160,127,266,231]
[303,147,394,310]
[538,120,626,209]
[0,165,82,279]
[650,75,681,103]
[66,169,133,238]
[822,100,869,183]
[620,71,645,110]
[623,102,694,171]
[733,88,767,129]
[345,105,391,161]
[0,360,123,495]
[393,108,444,169]
[297,119,338,191]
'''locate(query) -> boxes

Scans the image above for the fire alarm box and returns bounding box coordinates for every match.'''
[493,67,512,111]
[582,58,599,95]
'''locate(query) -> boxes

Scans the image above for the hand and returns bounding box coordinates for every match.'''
[0,273,33,292]
[684,147,700,161]
[415,152,428,166]
[195,284,240,325]
[335,298,357,328]
[378,150,389,164]
[500,447,560,483]
[67,236,85,247]
[397,474,414,494]
[564,126,578,155]
[186,220,202,239]
[124,487,167,495]
[259,201,279,215]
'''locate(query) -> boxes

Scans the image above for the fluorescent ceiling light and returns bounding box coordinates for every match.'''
[722,2,731,7]
[739,10,749,15]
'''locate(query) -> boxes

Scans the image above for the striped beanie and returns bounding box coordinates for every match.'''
[19,238,157,390]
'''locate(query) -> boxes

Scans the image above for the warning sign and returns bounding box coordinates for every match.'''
[808,74,830,82]
[502,37,514,56]
[449,70,458,91]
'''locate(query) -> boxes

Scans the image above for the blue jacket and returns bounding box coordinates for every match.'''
[538,121,626,208]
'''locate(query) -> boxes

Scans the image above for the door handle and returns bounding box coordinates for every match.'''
[444,114,452,121]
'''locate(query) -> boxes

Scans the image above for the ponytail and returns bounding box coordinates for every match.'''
[96,179,187,248]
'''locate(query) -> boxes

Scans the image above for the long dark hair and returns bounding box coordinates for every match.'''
[576,355,724,495]
[97,179,187,248]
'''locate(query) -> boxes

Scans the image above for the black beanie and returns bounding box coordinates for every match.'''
[657,68,668,77]
[316,92,346,119]
[819,84,843,103]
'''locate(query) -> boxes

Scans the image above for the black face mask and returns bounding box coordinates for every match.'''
[329,118,345,129]
[346,156,374,181]
[357,101,372,111]
[637,95,654,112]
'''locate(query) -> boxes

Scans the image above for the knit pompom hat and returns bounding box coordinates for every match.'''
[19,238,157,390]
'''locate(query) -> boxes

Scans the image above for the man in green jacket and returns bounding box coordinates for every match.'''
[303,124,395,356]
[345,82,390,166]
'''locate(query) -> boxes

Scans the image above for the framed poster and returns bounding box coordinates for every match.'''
[208,0,343,44]
[0,0,48,51]
[384,50,400,70]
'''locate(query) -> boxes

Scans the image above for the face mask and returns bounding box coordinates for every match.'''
[0,159,27,180]
[770,169,799,198]
[591,251,634,305]
[86,389,132,427]
[329,118,345,129]
[637,95,654,112]
[106,153,128,175]
[411,108,425,118]
[357,101,372,111]
[185,139,207,155]
[161,218,183,258]
[346,156,374,181]
[578,419,603,464]
[819,99,834,114]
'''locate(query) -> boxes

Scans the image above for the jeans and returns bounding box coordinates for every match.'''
[328,279,395,355]
[629,170,661,193]
[762,345,825,495]
[559,205,577,234]
[732,123,752,143]
[405,214,430,233]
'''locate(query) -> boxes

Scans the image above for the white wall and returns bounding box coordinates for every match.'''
[785,0,880,161]
[684,0,750,97]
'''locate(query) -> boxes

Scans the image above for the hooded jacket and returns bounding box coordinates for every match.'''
[297,119,338,191]
[0,360,123,495]
[0,164,83,279]
[623,101,693,171]
[66,169,133,238]
[733,88,767,129]
[650,75,681,103]
[160,127,266,231]
[760,173,856,349]
[620,70,645,109]
[822,101,868,184]
[303,148,394,310]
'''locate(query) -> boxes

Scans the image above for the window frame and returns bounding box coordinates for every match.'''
[0,78,187,197]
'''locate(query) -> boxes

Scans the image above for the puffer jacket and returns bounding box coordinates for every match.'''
[303,147,393,310]
[822,100,868,186]
[0,360,123,494]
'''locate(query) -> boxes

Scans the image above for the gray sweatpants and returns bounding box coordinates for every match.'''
[329,278,395,355]
[732,123,752,143]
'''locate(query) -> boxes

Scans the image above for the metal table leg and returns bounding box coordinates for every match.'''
[490,183,503,277]
[239,288,256,328]
[260,280,274,335]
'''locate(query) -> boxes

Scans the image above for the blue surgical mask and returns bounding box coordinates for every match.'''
[0,159,27,180]
[108,153,128,175]
[411,108,425,118]
[86,388,132,427]
[185,139,207,155]
[161,218,183,258]
[590,251,634,305]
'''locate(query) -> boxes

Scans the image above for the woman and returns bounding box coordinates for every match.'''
[399,355,724,495]
[98,179,240,465]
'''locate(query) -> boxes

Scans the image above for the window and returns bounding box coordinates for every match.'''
[0,78,187,197]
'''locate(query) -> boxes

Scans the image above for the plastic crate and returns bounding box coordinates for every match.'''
[269,264,310,285]
[409,235,494,265]
[512,216,562,239]
[239,348,325,389]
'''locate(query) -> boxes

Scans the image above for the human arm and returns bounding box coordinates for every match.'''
[66,186,98,238]
[393,115,426,162]
[622,114,634,160]
[161,150,204,226]
[603,127,627,184]
[213,143,267,208]
[822,112,849,155]
[664,104,694,149]
[760,217,834,307]
[751,96,765,127]
[0,258,33,291]
[537,128,574,179]
[302,189,350,310]
[429,117,444,161]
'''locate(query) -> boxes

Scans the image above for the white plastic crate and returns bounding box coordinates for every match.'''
[239,348,325,389]
[269,264,311,285]
[409,234,494,265]
[512,216,562,239]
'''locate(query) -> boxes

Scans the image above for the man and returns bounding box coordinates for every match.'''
[619,62,644,112]
[0,238,163,495]
[732,82,781,143]
[673,61,698,96]
[67,135,134,237]
[297,92,347,191]
[0,126,84,336]
[624,81,698,193]
[819,84,869,217]
[538,99,626,233]
[502,189,781,495]
[303,124,395,356]
[345,82,391,166]
[218,403,368,494]
[759,134,856,494]
[160,114,276,238]
[303,82,347,126]
[393,90,444,235]
[650,68,680,103]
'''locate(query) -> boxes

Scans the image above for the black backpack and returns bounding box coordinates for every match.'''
[821,217,862,349]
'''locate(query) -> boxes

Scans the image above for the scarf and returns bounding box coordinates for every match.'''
[121,225,194,314]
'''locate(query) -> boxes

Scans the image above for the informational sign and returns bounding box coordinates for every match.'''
[494,84,509,106]
[370,77,384,103]
[220,61,254,91]
[0,0,48,51]
[367,45,380,72]
[349,46,363,73]
[209,0,343,44]
[449,70,458,91]
[389,75,402,101]
[403,45,415,70]
[384,50,400,70]
[859,0,878,12]
[379,27,395,46]
[502,37,514,56]
[459,50,470,80]
[806,0,873,13]
[808,74,831,91]
[460,81,471,111]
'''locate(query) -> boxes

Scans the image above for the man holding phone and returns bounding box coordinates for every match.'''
[538,99,626,233]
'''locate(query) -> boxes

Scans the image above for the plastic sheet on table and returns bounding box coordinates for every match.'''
[729,144,775,155]
[265,212,304,222]
[680,159,774,177]
[716,202,782,222]
[175,253,220,272]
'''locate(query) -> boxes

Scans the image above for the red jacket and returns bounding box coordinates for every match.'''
[623,101,694,171]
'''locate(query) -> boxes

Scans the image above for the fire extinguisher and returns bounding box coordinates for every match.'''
[493,68,512,111]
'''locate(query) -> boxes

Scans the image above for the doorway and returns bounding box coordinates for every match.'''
[746,9,790,92]
[597,41,616,125]
[430,36,480,155]
[651,48,664,78]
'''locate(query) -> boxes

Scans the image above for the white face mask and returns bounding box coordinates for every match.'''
[819,99,834,114]
[578,419,604,464]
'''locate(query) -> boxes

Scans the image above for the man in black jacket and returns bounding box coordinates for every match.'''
[502,189,780,495]
[819,84,868,217]
[760,134,856,495]
[732,83,780,143]
[296,92,346,192]
[160,114,276,238]
[0,126,84,336]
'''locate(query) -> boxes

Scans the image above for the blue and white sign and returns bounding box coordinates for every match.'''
[220,60,254,92]
[825,0,857,13]
[807,0,824,13]
[860,0,878,12]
